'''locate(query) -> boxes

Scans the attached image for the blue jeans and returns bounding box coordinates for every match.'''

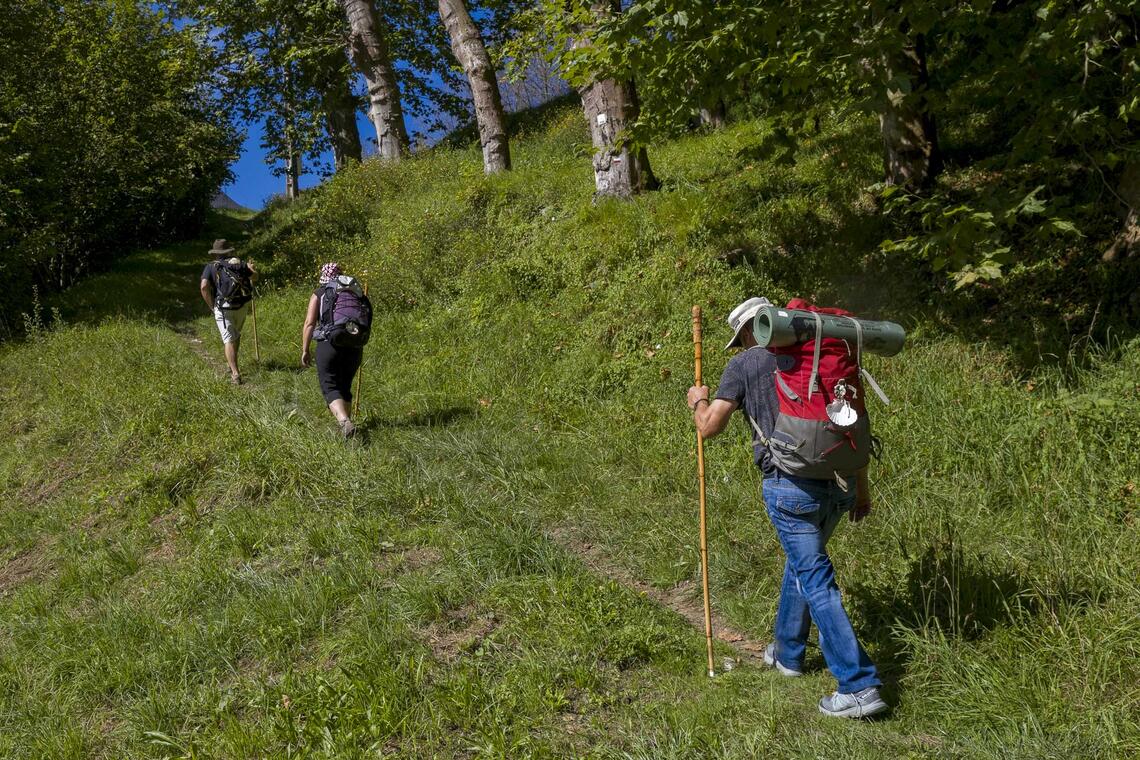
[762,471,880,694]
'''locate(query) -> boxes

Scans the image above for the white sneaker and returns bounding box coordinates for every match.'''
[818,687,888,719]
[763,643,802,677]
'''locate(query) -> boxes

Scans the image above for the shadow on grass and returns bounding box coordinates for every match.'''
[256,358,307,374]
[361,403,478,432]
[846,535,1108,704]
[733,127,798,167]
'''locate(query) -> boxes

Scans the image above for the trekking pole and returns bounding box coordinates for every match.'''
[352,282,368,418]
[692,305,716,678]
[250,297,261,365]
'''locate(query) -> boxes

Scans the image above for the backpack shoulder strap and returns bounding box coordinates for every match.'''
[319,281,339,319]
[746,411,769,447]
[862,367,890,405]
[846,314,891,405]
[808,310,823,400]
[774,371,799,402]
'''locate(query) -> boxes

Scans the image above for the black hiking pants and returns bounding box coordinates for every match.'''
[315,340,363,405]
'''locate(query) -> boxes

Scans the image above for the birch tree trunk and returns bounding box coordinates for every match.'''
[285,142,301,200]
[438,0,510,173]
[879,30,940,190]
[339,0,409,160]
[284,64,302,200]
[573,0,656,198]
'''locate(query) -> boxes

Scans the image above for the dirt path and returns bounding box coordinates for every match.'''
[173,325,228,375]
[549,525,768,667]
[174,316,772,668]
[169,258,770,670]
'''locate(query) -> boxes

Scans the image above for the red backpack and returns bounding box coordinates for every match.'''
[749,299,889,489]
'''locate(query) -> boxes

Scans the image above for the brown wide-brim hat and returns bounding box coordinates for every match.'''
[209,238,235,256]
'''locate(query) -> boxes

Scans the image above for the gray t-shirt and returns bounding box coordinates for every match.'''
[714,346,779,477]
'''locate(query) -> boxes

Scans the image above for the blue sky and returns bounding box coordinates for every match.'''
[173,9,547,211]
[221,98,452,209]
[221,112,382,210]
[214,58,566,210]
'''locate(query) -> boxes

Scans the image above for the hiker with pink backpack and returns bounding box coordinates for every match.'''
[687,296,903,719]
[301,262,373,439]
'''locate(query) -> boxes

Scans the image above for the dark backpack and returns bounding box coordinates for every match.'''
[748,299,889,490]
[212,259,253,309]
[315,275,372,348]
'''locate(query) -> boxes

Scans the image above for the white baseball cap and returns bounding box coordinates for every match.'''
[725,296,772,349]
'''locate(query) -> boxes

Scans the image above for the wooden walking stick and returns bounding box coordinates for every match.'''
[692,305,716,678]
[250,297,261,365]
[351,282,368,418]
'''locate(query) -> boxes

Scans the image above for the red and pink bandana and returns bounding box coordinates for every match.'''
[319,262,342,284]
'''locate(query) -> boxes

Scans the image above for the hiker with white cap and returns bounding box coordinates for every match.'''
[300,262,372,439]
[685,296,887,719]
[199,239,257,384]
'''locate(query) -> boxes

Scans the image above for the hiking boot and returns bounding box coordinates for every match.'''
[763,643,802,677]
[339,419,357,439]
[230,373,242,386]
[818,687,888,719]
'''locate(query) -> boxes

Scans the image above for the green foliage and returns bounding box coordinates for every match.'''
[878,182,1085,288]
[503,0,1139,292]
[0,0,238,337]
[873,0,1140,286]
[167,0,346,179]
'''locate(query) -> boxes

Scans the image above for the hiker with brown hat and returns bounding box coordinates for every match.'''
[199,238,257,384]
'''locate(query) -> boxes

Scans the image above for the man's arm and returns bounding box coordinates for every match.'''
[246,260,259,284]
[686,384,738,439]
[850,467,872,522]
[200,279,214,310]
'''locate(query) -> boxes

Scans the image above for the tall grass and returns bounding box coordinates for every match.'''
[1,102,1137,757]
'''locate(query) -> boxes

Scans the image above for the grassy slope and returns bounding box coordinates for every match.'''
[1,107,1138,759]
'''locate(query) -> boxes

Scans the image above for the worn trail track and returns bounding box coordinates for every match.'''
[175,318,771,670]
[548,526,768,666]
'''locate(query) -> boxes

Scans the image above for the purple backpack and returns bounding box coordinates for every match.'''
[316,275,372,348]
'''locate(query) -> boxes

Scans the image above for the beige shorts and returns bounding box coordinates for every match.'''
[213,303,249,344]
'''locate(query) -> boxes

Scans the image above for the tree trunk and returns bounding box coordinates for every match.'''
[1104,162,1140,261]
[284,64,302,200]
[879,30,940,190]
[438,0,510,173]
[285,144,301,200]
[573,0,656,198]
[322,81,363,171]
[302,33,363,172]
[339,0,409,160]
